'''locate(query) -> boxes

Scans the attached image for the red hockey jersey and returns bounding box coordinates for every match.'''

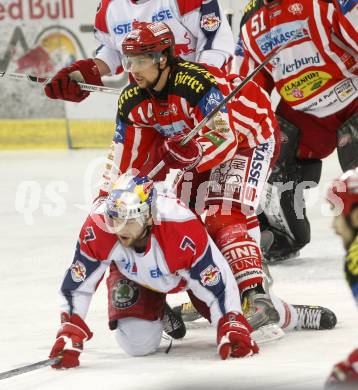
[236,0,358,118]
[100,60,278,194]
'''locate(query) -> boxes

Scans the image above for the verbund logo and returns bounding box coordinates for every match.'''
[273,52,322,75]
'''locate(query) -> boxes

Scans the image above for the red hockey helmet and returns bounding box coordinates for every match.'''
[122,21,175,55]
[327,167,358,216]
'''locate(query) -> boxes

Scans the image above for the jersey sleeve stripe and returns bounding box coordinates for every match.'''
[314,0,353,78]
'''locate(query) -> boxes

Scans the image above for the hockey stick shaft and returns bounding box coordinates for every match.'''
[0,357,61,380]
[0,71,122,95]
[146,28,304,179]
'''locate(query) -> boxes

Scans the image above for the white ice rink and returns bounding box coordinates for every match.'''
[0,149,357,390]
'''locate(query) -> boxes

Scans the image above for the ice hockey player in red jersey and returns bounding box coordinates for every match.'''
[325,167,358,388]
[44,0,235,102]
[94,20,284,336]
[236,0,358,262]
[49,173,259,368]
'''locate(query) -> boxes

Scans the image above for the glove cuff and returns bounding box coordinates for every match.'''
[217,312,253,341]
[59,312,93,341]
[71,59,104,86]
[69,314,93,341]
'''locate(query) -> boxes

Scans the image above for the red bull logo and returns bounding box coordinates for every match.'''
[16,45,54,74]
[70,260,87,283]
[16,30,80,75]
[200,13,221,32]
[200,265,221,287]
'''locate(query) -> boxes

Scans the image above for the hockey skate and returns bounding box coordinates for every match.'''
[173,301,201,322]
[173,234,277,324]
[294,305,337,330]
[162,303,187,339]
[242,287,285,344]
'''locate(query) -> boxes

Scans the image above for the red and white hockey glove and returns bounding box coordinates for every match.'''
[217,312,259,360]
[161,134,202,171]
[44,59,103,102]
[49,313,93,369]
[325,348,358,388]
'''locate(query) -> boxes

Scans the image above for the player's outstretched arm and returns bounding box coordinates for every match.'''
[44,58,107,102]
[49,313,93,369]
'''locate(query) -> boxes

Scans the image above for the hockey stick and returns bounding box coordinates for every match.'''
[0,71,122,95]
[0,357,61,380]
[146,28,304,179]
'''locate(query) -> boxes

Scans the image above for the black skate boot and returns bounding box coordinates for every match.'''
[294,305,337,330]
[162,303,187,339]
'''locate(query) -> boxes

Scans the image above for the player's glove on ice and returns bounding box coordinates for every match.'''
[217,312,259,360]
[325,348,358,387]
[44,59,103,102]
[49,313,93,369]
[161,134,202,171]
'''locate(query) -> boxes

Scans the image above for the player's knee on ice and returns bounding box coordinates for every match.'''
[114,317,163,356]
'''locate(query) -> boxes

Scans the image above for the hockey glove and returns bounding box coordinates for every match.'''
[161,134,202,171]
[44,59,103,102]
[325,348,358,388]
[49,313,93,369]
[217,312,259,360]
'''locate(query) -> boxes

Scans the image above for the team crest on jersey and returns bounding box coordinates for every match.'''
[205,89,224,113]
[70,261,87,283]
[200,265,221,287]
[200,13,221,32]
[111,279,139,309]
[288,3,303,15]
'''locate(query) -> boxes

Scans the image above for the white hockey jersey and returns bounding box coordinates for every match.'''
[59,194,241,326]
[94,0,235,74]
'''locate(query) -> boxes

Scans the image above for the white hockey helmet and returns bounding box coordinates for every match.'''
[105,172,155,223]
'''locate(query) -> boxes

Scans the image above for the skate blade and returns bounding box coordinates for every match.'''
[251,324,285,345]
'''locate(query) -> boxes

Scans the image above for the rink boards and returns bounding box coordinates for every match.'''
[0,119,114,149]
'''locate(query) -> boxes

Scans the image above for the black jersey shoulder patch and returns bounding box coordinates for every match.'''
[170,61,218,106]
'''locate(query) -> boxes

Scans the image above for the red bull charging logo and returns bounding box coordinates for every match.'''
[200,265,221,287]
[70,260,87,283]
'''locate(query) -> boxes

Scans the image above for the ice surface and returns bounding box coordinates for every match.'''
[0,150,357,390]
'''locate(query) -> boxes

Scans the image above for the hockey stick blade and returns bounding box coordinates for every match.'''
[0,71,122,95]
[0,357,61,380]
